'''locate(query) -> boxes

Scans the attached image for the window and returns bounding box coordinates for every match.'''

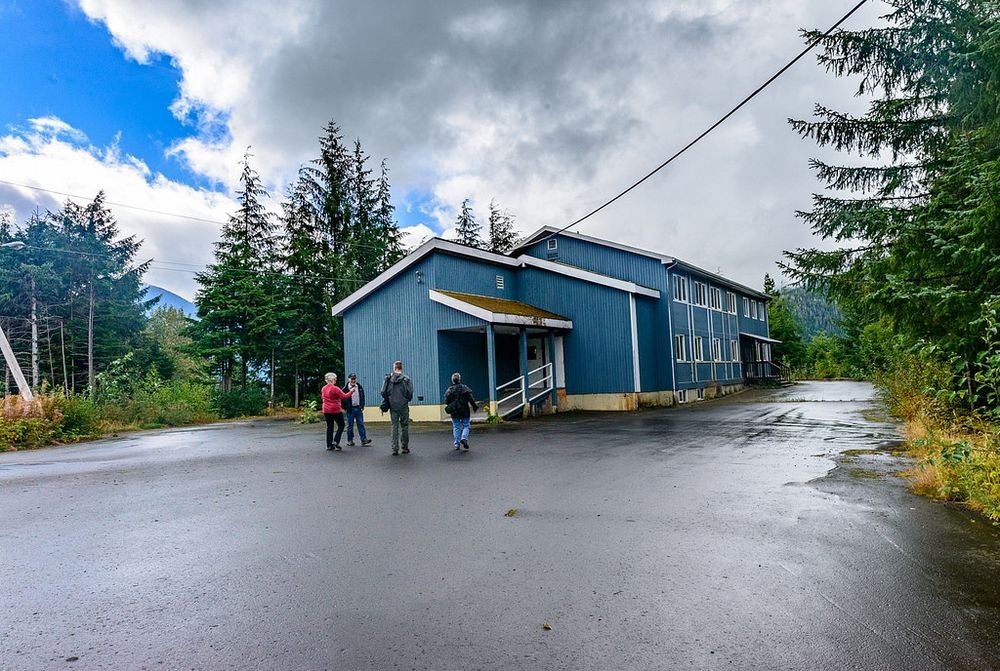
[694,281,708,306]
[496,275,505,290]
[547,238,558,251]
[743,297,750,317]
[674,276,688,302]
[675,334,688,361]
[677,389,688,404]
[759,301,767,321]
[696,388,705,400]
[712,338,722,361]
[727,292,737,314]
[751,300,758,320]
[730,340,740,361]
[710,287,722,311]
[694,336,705,361]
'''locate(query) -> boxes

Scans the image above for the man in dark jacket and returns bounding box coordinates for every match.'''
[341,373,371,447]
[381,360,414,456]
[444,371,478,450]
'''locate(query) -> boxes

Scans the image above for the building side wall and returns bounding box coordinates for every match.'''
[518,267,634,395]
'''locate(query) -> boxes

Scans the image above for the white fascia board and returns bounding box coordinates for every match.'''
[331,238,518,316]
[669,260,769,300]
[517,255,660,298]
[429,290,573,330]
[738,332,782,344]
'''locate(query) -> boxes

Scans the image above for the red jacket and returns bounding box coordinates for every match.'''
[321,383,350,414]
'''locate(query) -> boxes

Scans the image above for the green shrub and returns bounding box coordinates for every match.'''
[60,394,101,438]
[213,387,270,419]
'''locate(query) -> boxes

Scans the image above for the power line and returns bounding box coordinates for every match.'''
[0,178,229,226]
[552,0,870,238]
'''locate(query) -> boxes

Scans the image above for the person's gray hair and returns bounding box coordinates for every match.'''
[393,360,403,371]
[325,372,337,383]
[451,372,461,384]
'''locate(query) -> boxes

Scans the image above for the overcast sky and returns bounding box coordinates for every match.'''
[0,0,886,301]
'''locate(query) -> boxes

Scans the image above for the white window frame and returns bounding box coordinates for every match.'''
[727,292,737,314]
[694,336,705,362]
[730,339,740,362]
[743,297,750,317]
[675,334,688,361]
[547,238,558,251]
[694,281,708,306]
[677,389,688,404]
[696,388,705,401]
[710,287,722,311]
[759,300,766,321]
[751,300,758,320]
[712,338,722,361]
[674,276,688,302]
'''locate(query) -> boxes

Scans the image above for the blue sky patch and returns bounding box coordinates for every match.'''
[0,0,210,187]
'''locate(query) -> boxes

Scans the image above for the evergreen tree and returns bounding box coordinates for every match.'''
[487,199,518,254]
[454,198,483,248]
[191,152,277,392]
[782,0,1000,403]
[373,159,406,272]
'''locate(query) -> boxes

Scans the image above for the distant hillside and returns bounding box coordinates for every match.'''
[144,285,197,317]
[779,286,843,340]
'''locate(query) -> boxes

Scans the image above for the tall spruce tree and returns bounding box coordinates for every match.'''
[782,1,1000,382]
[192,152,277,392]
[454,198,483,248]
[374,159,406,272]
[487,199,518,254]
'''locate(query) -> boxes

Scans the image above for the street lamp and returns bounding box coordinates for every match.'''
[0,240,33,400]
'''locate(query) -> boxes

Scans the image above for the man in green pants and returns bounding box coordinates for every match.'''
[381,360,414,456]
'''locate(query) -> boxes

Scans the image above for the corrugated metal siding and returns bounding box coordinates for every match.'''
[437,332,489,404]
[343,259,441,405]
[433,254,519,298]
[635,296,661,392]
[520,268,633,394]
[524,236,665,290]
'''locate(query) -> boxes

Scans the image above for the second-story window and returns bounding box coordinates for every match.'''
[710,287,722,311]
[674,276,688,302]
[694,282,708,306]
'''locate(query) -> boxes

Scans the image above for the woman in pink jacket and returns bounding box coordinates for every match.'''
[321,372,351,450]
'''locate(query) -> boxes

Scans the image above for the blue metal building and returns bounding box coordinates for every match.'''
[332,227,776,420]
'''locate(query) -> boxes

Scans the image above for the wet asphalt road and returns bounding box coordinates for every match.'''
[2,381,999,670]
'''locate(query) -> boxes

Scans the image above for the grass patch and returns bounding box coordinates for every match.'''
[849,468,883,480]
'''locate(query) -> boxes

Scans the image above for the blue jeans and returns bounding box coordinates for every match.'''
[346,407,367,442]
[452,417,471,445]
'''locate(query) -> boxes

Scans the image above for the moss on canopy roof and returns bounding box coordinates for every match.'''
[436,290,569,320]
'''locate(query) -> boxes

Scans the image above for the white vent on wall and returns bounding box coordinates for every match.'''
[496,275,505,290]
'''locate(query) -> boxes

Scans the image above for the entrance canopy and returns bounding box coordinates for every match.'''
[430,289,573,331]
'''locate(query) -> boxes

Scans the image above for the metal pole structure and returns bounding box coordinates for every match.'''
[0,242,32,400]
[0,320,33,401]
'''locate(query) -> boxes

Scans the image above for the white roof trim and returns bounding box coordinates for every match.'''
[331,238,518,316]
[516,226,768,300]
[739,332,782,344]
[429,290,573,330]
[517,255,660,298]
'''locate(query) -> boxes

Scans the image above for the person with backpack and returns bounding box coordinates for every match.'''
[380,360,414,456]
[444,372,478,450]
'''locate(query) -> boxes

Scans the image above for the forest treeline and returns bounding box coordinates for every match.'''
[0,120,519,448]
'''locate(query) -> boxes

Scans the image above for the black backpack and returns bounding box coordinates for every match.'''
[445,388,465,416]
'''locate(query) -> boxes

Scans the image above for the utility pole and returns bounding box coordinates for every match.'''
[30,276,39,390]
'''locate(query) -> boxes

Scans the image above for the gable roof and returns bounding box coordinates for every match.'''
[331,235,659,316]
[514,226,770,300]
[330,237,517,316]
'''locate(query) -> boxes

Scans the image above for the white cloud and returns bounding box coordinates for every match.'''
[4,0,892,300]
[0,119,232,301]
